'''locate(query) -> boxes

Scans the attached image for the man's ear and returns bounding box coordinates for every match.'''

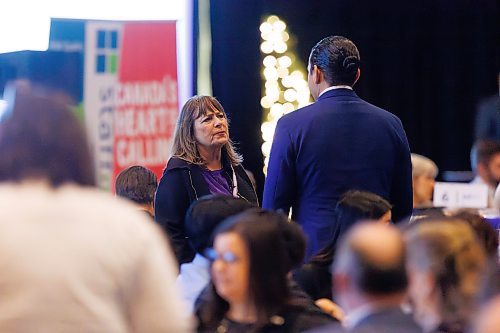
[352,68,361,86]
[313,65,322,84]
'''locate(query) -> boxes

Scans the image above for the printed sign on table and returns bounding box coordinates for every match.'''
[433,182,489,208]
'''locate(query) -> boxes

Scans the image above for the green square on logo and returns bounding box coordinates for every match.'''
[108,54,118,74]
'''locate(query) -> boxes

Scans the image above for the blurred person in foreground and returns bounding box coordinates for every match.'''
[115,165,158,218]
[411,154,438,209]
[448,209,499,262]
[309,222,421,333]
[155,95,258,265]
[176,194,255,313]
[404,219,487,333]
[196,209,335,332]
[472,295,500,333]
[263,35,412,260]
[0,81,192,333]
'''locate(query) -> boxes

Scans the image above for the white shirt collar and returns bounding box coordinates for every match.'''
[319,85,353,97]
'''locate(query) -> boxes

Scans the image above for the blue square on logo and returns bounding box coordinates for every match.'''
[97,30,106,48]
[110,31,118,49]
[96,55,106,73]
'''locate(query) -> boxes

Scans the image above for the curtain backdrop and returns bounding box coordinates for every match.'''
[210,0,498,198]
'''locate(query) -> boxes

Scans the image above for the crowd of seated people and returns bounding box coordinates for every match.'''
[0,79,498,333]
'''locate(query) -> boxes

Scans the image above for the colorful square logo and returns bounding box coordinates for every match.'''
[96,30,119,74]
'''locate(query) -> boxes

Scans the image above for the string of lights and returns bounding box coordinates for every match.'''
[259,15,311,174]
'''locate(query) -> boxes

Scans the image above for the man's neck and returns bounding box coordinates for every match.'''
[343,292,406,328]
[318,85,353,98]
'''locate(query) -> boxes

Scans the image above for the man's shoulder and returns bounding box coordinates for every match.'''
[281,96,401,121]
[354,308,422,333]
[276,101,404,141]
[278,102,317,124]
[343,97,402,124]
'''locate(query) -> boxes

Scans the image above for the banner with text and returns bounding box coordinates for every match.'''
[84,21,178,190]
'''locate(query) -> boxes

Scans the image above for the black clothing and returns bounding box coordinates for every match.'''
[197,301,335,333]
[293,262,332,301]
[155,156,258,265]
[196,281,336,333]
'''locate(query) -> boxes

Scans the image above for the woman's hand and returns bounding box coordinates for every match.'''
[315,298,345,322]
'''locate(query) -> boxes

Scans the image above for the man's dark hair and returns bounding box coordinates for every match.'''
[309,35,360,86]
[0,80,95,187]
[115,165,158,205]
[185,195,255,254]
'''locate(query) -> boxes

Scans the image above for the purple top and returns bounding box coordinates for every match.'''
[201,168,231,196]
[486,216,500,231]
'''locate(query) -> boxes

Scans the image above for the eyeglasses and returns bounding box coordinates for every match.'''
[204,248,240,264]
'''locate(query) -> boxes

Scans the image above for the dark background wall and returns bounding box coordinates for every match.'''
[210,0,499,199]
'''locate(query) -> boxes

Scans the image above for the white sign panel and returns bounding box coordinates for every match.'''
[433,182,489,208]
[84,21,123,190]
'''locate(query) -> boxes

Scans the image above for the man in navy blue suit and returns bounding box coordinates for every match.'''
[263,36,412,258]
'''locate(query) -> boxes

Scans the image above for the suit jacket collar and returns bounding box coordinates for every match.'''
[355,306,411,328]
[316,87,358,102]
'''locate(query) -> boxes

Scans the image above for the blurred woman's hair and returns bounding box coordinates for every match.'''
[310,190,392,267]
[405,219,487,326]
[0,80,94,187]
[171,95,242,166]
[448,209,498,260]
[197,208,306,329]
